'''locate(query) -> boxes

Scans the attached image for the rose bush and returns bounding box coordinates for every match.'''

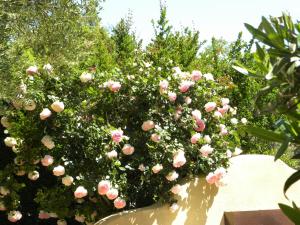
[0,60,243,224]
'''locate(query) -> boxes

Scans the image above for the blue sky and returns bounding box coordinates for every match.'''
[101,0,300,44]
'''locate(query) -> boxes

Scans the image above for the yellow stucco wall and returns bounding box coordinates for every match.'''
[96,155,300,225]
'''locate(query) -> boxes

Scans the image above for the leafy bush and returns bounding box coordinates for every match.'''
[0,61,243,224]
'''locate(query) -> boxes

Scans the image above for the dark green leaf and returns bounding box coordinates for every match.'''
[278,203,300,224]
[275,138,289,161]
[284,170,300,196]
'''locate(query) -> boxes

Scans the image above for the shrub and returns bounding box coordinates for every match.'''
[0,61,242,224]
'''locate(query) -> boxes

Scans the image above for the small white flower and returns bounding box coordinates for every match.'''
[4,137,17,147]
[28,171,39,181]
[138,164,145,172]
[203,135,211,144]
[241,118,248,124]
[43,63,53,73]
[233,147,243,156]
[0,186,10,196]
[1,117,10,128]
[166,171,179,181]
[230,118,238,125]
[80,72,93,83]
[203,73,214,81]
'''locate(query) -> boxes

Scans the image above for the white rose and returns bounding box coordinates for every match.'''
[62,175,74,186]
[1,117,10,128]
[41,135,55,149]
[24,100,36,111]
[28,171,39,180]
[170,184,182,195]
[80,72,93,83]
[203,135,211,144]
[221,98,230,106]
[138,164,145,172]
[4,137,17,147]
[166,171,179,181]
[53,165,65,176]
[57,219,67,225]
[40,108,52,120]
[203,73,214,81]
[51,101,65,113]
[0,186,10,196]
[233,147,243,156]
[230,118,238,125]
[43,64,53,73]
[241,118,248,124]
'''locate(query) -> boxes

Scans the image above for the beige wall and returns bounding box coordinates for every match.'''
[96,155,300,225]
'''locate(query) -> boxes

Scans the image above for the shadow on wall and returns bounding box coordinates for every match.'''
[96,178,218,225]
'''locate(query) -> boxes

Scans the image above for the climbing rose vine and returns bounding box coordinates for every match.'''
[0,61,244,224]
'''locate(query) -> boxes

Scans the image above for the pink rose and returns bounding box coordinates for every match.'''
[190,133,201,144]
[151,133,161,143]
[8,210,22,222]
[107,81,121,92]
[74,186,88,198]
[194,119,206,132]
[214,167,226,179]
[40,108,52,120]
[170,184,182,195]
[206,172,217,184]
[122,144,135,155]
[106,150,118,159]
[166,171,179,181]
[53,165,65,176]
[173,150,186,168]
[114,197,126,209]
[214,111,223,118]
[191,70,202,81]
[38,211,50,219]
[218,105,230,115]
[159,80,169,93]
[192,110,202,121]
[111,129,123,143]
[179,80,194,93]
[26,65,38,75]
[141,120,155,131]
[168,92,177,102]
[199,144,213,157]
[41,155,54,166]
[106,188,118,200]
[204,102,217,112]
[152,164,163,173]
[174,108,183,120]
[98,180,111,195]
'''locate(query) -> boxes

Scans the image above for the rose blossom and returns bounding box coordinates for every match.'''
[185,97,192,104]
[203,135,211,144]
[191,133,201,144]
[159,80,169,93]
[26,65,38,75]
[40,108,52,120]
[24,100,36,111]
[41,155,54,166]
[204,102,217,112]
[214,111,223,118]
[170,184,182,195]
[192,110,202,121]
[38,211,50,219]
[8,210,22,222]
[168,92,177,102]
[191,70,202,81]
[114,197,126,209]
[203,73,214,81]
[194,119,206,132]
[141,120,155,131]
[221,98,230,106]
[28,171,39,181]
[62,175,74,186]
[53,165,65,176]
[174,108,182,120]
[98,180,111,195]
[233,147,243,156]
[57,219,67,225]
[80,72,93,83]
[111,129,124,143]
[173,150,186,168]
[41,135,55,149]
[214,167,226,179]
[43,63,53,73]
[206,172,217,184]
[106,150,118,159]
[15,170,26,176]
[218,105,230,115]
[166,171,179,181]
[106,188,118,200]
[75,214,85,222]
[74,186,88,199]
[51,101,64,113]
[230,118,238,125]
[4,137,17,147]
[0,201,6,211]
[12,99,22,109]
[122,144,135,155]
[107,81,121,92]
[241,118,248,124]
[1,117,10,128]
[151,133,161,143]
[138,164,145,172]
[199,144,214,157]
[179,80,194,93]
[226,150,232,158]
[152,164,163,173]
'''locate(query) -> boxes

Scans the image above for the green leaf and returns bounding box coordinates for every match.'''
[278,203,300,224]
[297,34,300,47]
[284,170,300,196]
[275,138,289,161]
[239,125,287,142]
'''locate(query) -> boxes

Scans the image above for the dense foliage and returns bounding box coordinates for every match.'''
[235,13,300,223]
